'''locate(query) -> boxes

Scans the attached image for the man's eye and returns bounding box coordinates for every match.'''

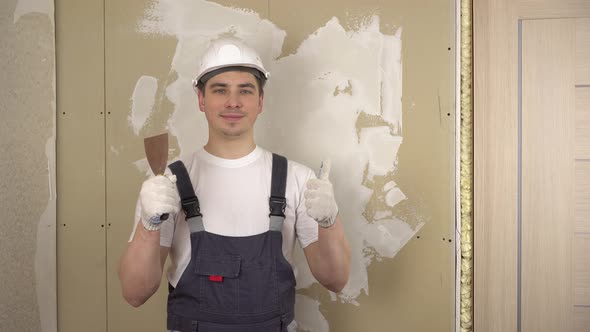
[241,90,253,94]
[213,89,225,94]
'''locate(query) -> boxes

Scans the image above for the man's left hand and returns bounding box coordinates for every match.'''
[305,159,338,228]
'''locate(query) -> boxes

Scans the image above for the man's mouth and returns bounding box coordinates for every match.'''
[221,113,245,121]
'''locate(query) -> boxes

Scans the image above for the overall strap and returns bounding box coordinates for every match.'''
[168,160,205,233]
[269,154,288,231]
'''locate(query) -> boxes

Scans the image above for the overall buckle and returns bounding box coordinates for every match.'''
[269,196,286,217]
[182,197,202,219]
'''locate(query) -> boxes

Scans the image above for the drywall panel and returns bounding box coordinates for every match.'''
[100,0,453,331]
[55,0,107,330]
[1,0,56,331]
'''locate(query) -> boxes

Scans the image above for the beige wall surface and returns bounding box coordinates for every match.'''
[1,0,56,331]
[57,0,456,331]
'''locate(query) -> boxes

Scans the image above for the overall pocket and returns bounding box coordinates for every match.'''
[195,254,241,313]
[238,257,280,314]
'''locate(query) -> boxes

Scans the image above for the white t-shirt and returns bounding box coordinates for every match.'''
[131,146,319,287]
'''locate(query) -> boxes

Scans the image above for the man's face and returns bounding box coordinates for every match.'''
[198,70,264,139]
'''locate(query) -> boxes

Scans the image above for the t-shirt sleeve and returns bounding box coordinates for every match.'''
[128,196,176,248]
[292,163,319,248]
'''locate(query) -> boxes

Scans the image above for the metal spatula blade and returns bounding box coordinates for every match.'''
[143,133,170,221]
[144,133,168,176]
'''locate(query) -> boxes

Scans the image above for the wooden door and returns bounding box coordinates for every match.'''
[474,1,590,331]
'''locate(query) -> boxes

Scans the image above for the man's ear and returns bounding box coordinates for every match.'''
[258,94,264,115]
[197,89,205,113]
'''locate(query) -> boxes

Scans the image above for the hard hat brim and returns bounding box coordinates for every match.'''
[193,65,269,93]
[195,64,269,84]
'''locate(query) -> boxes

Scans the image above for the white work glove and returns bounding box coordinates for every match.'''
[304,160,339,228]
[139,169,180,231]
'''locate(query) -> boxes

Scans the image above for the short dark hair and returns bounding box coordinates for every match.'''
[197,66,266,95]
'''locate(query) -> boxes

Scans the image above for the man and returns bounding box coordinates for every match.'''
[118,37,350,332]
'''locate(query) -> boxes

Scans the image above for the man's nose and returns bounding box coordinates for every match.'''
[224,92,242,109]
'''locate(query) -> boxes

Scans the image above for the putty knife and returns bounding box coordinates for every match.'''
[144,133,170,220]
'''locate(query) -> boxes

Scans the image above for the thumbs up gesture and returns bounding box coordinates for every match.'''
[304,160,339,228]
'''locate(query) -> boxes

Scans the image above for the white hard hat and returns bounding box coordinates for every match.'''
[192,37,270,90]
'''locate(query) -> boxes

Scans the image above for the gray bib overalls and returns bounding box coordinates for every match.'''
[167,154,296,332]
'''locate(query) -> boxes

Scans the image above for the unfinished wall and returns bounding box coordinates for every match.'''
[57,0,456,331]
[0,0,56,331]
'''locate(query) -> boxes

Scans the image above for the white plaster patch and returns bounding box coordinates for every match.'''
[379,28,403,128]
[374,210,392,220]
[359,126,402,180]
[129,76,158,135]
[363,219,417,258]
[293,294,330,332]
[35,138,57,332]
[110,145,120,156]
[136,3,422,330]
[383,180,396,191]
[13,0,54,24]
[386,187,406,207]
[133,158,151,177]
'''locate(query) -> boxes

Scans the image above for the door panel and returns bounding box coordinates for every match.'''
[575,306,590,332]
[574,19,590,332]
[575,89,590,160]
[576,19,590,85]
[574,234,590,306]
[576,162,590,233]
[521,18,575,332]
